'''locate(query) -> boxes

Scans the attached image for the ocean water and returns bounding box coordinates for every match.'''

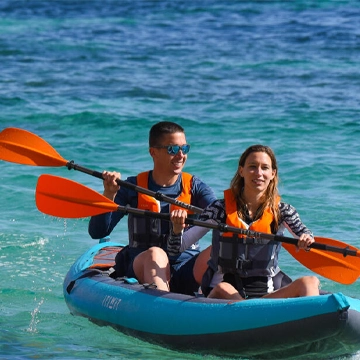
[1,0,360,359]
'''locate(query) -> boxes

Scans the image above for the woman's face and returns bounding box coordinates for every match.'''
[239,151,276,194]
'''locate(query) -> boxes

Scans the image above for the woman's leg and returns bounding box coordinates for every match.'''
[193,245,212,285]
[207,275,319,301]
[262,276,320,299]
[132,247,171,291]
[208,282,244,301]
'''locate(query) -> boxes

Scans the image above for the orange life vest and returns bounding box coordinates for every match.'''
[217,189,281,277]
[223,188,275,236]
[136,171,193,213]
[130,171,193,249]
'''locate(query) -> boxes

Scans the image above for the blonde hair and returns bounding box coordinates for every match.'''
[230,144,280,231]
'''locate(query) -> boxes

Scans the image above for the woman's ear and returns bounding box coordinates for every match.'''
[271,169,276,179]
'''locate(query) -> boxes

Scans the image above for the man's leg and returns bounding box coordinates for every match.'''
[133,247,170,291]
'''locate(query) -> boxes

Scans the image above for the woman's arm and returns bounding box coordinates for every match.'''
[279,202,314,249]
[167,200,226,256]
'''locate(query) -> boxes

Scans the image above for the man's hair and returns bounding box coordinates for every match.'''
[149,121,185,147]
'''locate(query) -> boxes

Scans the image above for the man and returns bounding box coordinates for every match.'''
[88,121,216,295]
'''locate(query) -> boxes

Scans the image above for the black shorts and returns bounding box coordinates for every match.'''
[202,270,292,299]
[113,246,143,279]
[115,247,200,295]
[169,254,199,296]
[223,273,269,299]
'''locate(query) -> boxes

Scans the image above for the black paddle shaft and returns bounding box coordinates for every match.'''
[66,160,203,214]
[65,161,357,258]
[113,203,358,258]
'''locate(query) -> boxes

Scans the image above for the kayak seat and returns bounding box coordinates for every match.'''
[88,246,123,270]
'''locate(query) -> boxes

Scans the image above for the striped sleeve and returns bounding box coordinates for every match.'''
[167,200,226,256]
[279,202,313,238]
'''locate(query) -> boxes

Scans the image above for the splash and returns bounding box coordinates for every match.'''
[22,237,49,248]
[26,297,44,333]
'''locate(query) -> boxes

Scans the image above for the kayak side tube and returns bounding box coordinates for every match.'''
[63,243,360,359]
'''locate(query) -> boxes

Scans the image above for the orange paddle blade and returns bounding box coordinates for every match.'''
[283,238,360,285]
[36,174,118,218]
[35,174,360,284]
[0,127,204,214]
[0,127,67,166]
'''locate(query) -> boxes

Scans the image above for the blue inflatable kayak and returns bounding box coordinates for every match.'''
[63,242,360,359]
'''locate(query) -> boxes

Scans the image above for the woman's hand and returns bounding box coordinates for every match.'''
[102,171,121,200]
[170,209,188,235]
[297,233,314,251]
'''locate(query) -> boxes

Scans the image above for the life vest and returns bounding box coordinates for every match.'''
[217,189,281,277]
[129,171,193,249]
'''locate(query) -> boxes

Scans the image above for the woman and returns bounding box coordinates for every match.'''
[169,144,320,301]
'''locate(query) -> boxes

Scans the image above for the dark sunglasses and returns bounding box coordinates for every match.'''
[153,144,190,155]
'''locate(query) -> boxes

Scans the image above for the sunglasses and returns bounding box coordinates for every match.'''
[153,144,190,155]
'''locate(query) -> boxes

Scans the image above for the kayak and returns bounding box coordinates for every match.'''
[63,242,360,359]
[1,126,358,357]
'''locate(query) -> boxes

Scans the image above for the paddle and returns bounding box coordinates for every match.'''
[35,174,360,285]
[3,127,360,284]
[0,127,202,214]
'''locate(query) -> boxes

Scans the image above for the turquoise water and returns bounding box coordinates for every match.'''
[1,1,360,359]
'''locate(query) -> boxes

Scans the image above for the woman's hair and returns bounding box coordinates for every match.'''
[230,144,280,230]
